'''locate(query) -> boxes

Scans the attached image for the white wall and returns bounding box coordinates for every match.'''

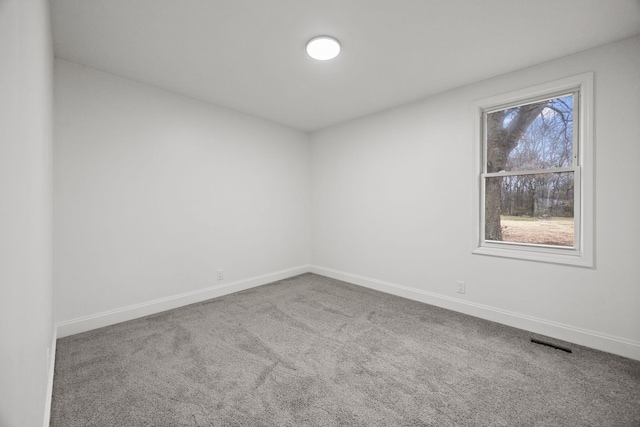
[0,0,54,426]
[311,36,640,360]
[54,60,310,332]
[54,36,640,360]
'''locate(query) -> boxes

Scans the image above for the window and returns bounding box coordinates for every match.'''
[473,73,593,266]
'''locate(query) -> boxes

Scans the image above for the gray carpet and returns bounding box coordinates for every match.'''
[51,273,640,426]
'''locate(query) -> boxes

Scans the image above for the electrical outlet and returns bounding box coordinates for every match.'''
[457,280,466,294]
[217,269,224,281]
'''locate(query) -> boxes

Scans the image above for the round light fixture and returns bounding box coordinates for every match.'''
[306,36,341,60]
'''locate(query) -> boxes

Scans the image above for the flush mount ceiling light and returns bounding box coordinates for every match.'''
[306,36,341,60]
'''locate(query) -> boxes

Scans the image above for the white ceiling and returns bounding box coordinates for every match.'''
[51,0,640,132]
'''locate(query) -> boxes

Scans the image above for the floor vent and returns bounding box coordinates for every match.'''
[530,338,572,353]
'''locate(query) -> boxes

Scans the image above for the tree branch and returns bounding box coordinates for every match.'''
[504,101,548,151]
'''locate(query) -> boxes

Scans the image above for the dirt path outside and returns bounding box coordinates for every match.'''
[500,216,574,247]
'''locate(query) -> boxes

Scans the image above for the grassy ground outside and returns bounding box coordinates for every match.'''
[500,216,574,247]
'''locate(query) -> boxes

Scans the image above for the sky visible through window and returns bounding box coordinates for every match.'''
[503,95,573,172]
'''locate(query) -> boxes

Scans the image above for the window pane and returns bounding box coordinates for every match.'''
[485,172,574,247]
[486,94,574,172]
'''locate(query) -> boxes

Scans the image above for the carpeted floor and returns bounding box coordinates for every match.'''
[51,273,640,426]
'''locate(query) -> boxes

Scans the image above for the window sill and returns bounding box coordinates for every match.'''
[473,244,593,267]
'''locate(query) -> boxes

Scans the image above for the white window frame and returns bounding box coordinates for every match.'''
[472,73,594,267]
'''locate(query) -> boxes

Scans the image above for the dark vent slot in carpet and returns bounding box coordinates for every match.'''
[531,338,572,353]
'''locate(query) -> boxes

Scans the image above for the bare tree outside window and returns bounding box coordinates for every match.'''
[484,94,575,247]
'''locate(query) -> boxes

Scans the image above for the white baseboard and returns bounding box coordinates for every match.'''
[54,263,640,361]
[43,325,57,427]
[56,265,310,338]
[310,265,640,361]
